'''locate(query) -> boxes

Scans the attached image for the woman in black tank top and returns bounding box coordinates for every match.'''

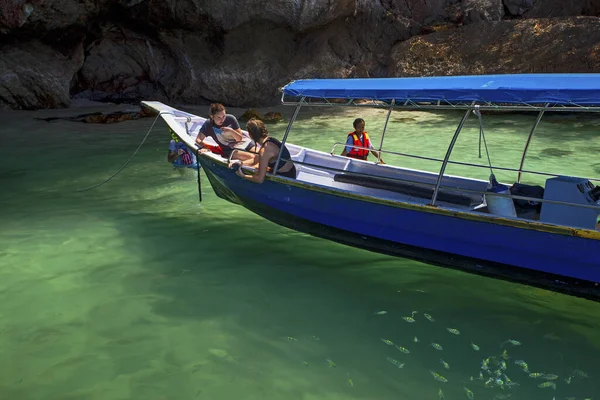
[231,118,297,182]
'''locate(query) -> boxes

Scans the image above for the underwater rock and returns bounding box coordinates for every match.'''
[239,109,283,123]
[37,110,152,124]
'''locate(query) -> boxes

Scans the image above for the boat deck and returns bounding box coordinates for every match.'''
[290,145,489,212]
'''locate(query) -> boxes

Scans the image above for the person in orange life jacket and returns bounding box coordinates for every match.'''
[195,103,256,163]
[340,118,385,163]
[231,118,297,182]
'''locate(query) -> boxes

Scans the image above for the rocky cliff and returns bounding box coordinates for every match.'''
[1,0,599,110]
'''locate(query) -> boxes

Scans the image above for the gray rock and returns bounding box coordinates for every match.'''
[503,0,534,16]
[525,0,600,18]
[463,0,504,23]
[0,40,83,109]
[121,0,356,32]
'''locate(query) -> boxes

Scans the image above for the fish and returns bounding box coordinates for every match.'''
[431,343,443,351]
[411,310,418,316]
[537,381,556,389]
[501,339,521,347]
[572,369,588,378]
[481,357,491,369]
[301,361,309,367]
[395,345,410,354]
[543,373,559,380]
[413,336,419,343]
[374,311,387,315]
[386,357,404,368]
[502,375,515,385]
[438,388,444,400]
[542,332,561,341]
[464,387,475,400]
[499,361,507,371]
[440,359,450,369]
[501,349,510,360]
[402,316,416,323]
[528,372,544,378]
[326,358,336,368]
[446,328,460,335]
[471,342,480,351]
[308,335,320,341]
[430,370,448,383]
[424,313,435,322]
[381,338,394,346]
[514,360,529,372]
[285,336,298,341]
[565,376,572,384]
[347,375,355,387]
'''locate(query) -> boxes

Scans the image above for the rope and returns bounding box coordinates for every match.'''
[76,111,166,192]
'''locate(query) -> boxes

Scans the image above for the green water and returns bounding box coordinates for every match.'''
[1,103,599,400]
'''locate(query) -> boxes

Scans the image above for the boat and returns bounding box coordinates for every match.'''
[141,74,600,300]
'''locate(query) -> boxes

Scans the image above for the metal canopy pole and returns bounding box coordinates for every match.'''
[430,106,473,206]
[377,100,395,164]
[517,104,548,183]
[273,98,303,175]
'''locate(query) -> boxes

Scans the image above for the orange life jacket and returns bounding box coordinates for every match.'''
[346,131,371,160]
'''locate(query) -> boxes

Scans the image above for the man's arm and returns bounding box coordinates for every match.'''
[168,150,181,163]
[340,135,353,156]
[167,140,182,162]
[371,149,385,164]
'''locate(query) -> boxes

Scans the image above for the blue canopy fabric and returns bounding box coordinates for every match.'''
[282,74,600,105]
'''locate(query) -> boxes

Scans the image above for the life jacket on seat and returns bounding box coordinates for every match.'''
[346,131,371,160]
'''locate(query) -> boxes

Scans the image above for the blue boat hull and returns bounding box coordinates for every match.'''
[199,158,600,299]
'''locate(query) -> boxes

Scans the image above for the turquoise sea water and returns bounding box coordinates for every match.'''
[1,103,599,400]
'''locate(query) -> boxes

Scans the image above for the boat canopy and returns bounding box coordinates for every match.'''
[282,74,600,106]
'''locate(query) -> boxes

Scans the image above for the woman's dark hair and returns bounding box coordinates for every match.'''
[353,118,365,129]
[209,103,226,115]
[246,118,269,142]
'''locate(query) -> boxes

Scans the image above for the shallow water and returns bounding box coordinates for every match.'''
[1,103,599,400]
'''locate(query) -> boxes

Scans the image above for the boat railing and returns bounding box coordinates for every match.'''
[228,148,600,216]
[291,157,600,214]
[330,142,600,183]
[226,147,600,220]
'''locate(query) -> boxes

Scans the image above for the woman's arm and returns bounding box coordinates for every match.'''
[195,132,206,146]
[236,145,274,183]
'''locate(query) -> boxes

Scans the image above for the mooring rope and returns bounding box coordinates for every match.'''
[76,111,166,192]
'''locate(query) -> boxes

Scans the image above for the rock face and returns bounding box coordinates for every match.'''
[0,0,599,110]
[0,40,84,110]
[390,17,600,77]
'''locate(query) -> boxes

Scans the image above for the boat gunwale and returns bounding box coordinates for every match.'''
[200,152,600,241]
